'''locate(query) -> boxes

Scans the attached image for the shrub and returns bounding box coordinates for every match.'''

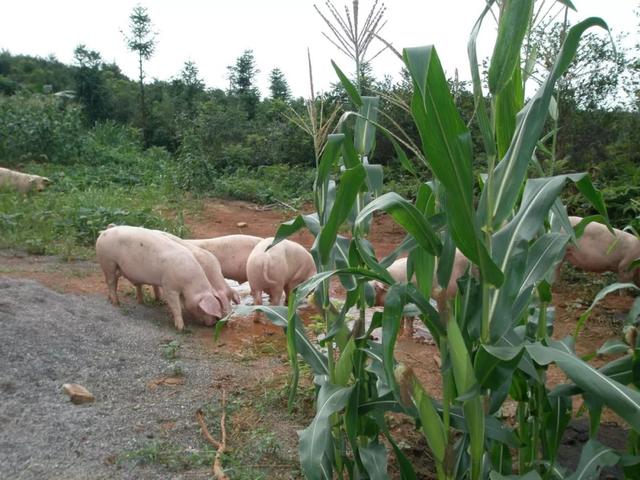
[0,93,85,164]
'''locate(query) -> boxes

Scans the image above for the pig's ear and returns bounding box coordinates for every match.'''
[43,177,52,185]
[198,294,222,318]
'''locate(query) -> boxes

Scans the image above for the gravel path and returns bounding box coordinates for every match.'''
[0,278,232,479]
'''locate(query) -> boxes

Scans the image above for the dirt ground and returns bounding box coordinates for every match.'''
[1,198,636,479]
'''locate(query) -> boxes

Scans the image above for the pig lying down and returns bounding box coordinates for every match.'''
[187,234,263,284]
[564,216,640,286]
[96,226,227,330]
[0,167,51,193]
[246,237,316,306]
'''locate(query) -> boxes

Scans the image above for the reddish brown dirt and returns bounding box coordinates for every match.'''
[1,198,637,465]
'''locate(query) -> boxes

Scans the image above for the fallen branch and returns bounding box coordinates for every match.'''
[196,389,228,480]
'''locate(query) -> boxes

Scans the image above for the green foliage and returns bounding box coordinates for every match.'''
[207,164,314,205]
[0,142,187,256]
[0,93,85,164]
[119,441,216,472]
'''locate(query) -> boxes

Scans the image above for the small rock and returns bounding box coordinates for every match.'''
[62,383,95,404]
[236,222,248,228]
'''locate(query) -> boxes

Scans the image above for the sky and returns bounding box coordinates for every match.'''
[1,1,637,98]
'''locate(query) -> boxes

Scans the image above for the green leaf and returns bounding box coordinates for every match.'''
[318,164,367,265]
[565,439,619,480]
[596,338,630,357]
[480,17,609,229]
[298,378,354,480]
[527,341,640,431]
[575,283,639,338]
[544,393,572,464]
[490,471,542,480]
[273,213,321,246]
[334,337,355,386]
[403,44,503,287]
[468,1,498,157]
[315,134,345,222]
[355,192,442,256]
[411,375,447,465]
[448,319,484,480]
[331,60,363,107]
[354,96,379,156]
[488,0,533,94]
[382,284,405,398]
[359,441,388,480]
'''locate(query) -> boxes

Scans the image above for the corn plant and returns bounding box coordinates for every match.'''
[232,1,640,478]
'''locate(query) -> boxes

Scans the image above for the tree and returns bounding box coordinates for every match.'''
[268,68,290,101]
[227,50,260,119]
[123,4,156,145]
[73,44,108,124]
[177,60,204,118]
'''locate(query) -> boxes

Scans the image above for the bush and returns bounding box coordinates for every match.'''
[209,164,314,205]
[0,93,85,164]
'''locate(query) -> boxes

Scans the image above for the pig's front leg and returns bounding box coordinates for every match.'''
[164,289,185,331]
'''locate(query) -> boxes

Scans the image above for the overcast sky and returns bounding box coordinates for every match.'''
[1,1,637,98]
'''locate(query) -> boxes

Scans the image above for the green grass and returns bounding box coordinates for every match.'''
[119,441,217,472]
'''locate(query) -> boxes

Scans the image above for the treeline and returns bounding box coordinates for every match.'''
[0,14,639,222]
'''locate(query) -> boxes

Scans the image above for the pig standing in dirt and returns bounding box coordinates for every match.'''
[96,225,226,330]
[372,250,470,305]
[371,250,470,337]
[0,167,51,193]
[246,237,316,306]
[563,216,640,285]
[157,231,240,310]
[187,234,263,283]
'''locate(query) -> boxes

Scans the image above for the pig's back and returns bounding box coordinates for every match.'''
[96,226,198,286]
[190,235,262,282]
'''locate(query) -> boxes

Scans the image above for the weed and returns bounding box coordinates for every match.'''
[119,441,216,472]
[161,340,181,360]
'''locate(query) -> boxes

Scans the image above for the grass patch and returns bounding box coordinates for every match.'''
[119,441,216,472]
[0,156,195,259]
[207,164,314,207]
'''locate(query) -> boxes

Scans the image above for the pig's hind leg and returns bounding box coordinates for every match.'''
[99,259,121,306]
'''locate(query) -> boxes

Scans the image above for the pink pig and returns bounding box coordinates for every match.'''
[158,231,240,312]
[187,235,263,284]
[564,216,640,285]
[371,249,470,306]
[246,237,316,306]
[96,226,225,330]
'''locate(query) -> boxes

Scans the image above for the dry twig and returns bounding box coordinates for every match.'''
[196,389,228,480]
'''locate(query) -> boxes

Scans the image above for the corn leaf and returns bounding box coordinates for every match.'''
[565,439,619,480]
[318,164,367,265]
[354,96,379,157]
[298,378,354,480]
[332,60,363,108]
[488,0,533,95]
[527,341,640,431]
[480,17,609,230]
[404,45,503,286]
[355,192,442,256]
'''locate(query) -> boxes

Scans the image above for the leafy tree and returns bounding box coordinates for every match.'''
[227,49,260,119]
[123,4,156,145]
[268,67,290,101]
[73,44,109,124]
[174,60,204,119]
